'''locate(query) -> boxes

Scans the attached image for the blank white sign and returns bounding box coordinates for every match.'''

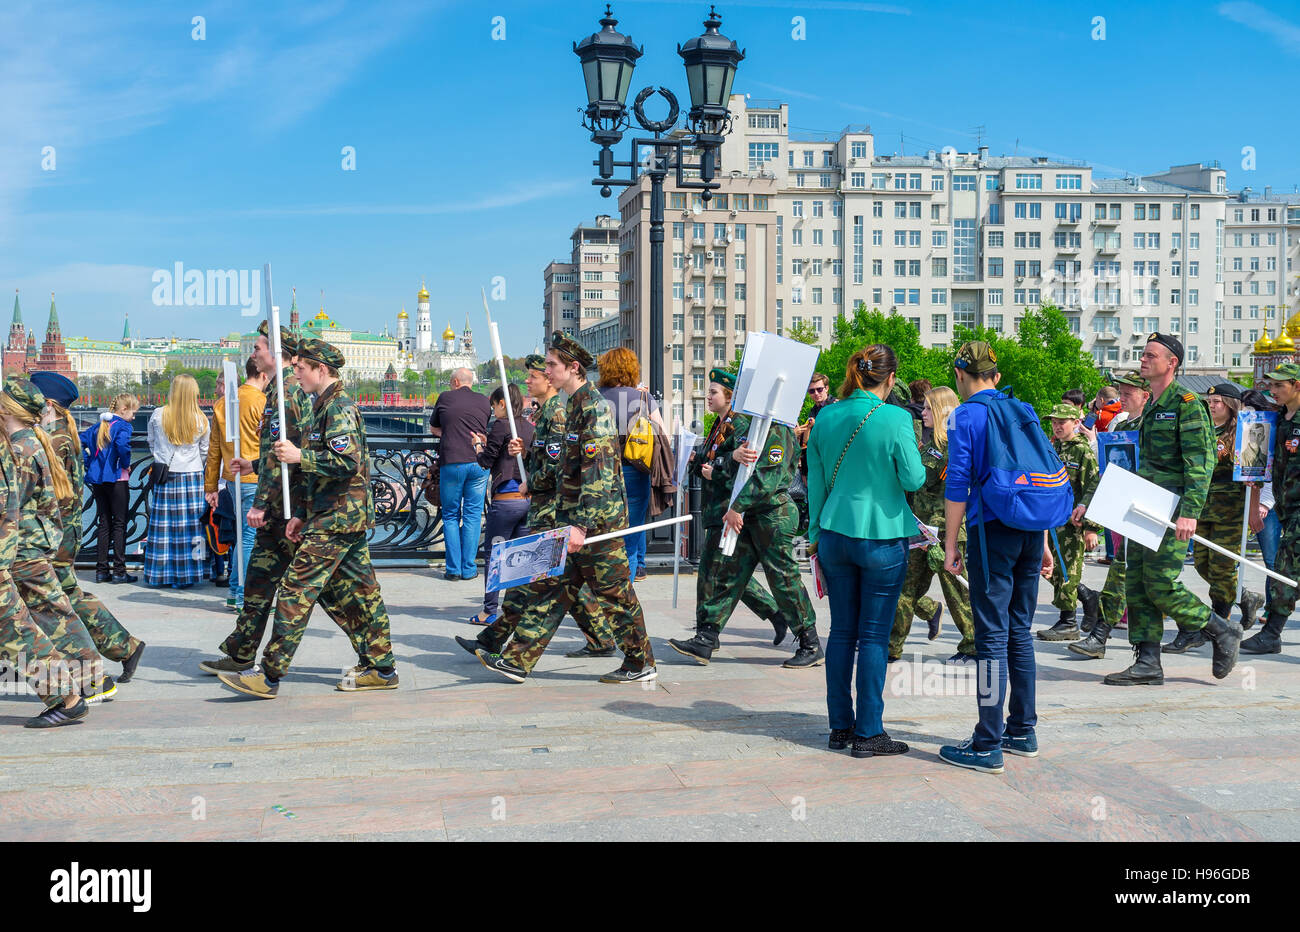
[1083,464,1178,553]
[733,332,821,426]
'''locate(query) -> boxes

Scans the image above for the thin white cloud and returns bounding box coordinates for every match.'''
[1218,2,1300,54]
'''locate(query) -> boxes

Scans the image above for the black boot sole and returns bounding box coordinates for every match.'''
[1102,674,1165,685]
[1240,639,1282,655]
[1067,643,1106,659]
[668,640,712,665]
[1037,627,1081,642]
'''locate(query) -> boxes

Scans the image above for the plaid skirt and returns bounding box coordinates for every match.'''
[143,470,207,587]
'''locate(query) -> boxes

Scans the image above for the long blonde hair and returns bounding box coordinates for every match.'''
[1,394,71,502]
[97,392,139,450]
[48,400,78,444]
[925,386,960,452]
[161,375,203,447]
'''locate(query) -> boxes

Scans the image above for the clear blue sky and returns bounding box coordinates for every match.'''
[2,0,1297,357]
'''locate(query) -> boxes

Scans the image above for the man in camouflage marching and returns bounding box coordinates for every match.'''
[454,352,614,659]
[681,395,822,668]
[1241,361,1300,654]
[1070,372,1149,659]
[217,337,397,698]
[477,332,655,684]
[1103,333,1242,685]
[1038,403,1101,641]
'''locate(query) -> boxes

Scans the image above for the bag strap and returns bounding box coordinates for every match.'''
[828,401,884,497]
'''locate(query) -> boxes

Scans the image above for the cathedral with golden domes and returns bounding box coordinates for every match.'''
[396,281,477,374]
[1251,310,1300,381]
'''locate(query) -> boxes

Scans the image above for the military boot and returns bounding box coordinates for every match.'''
[784,625,825,668]
[1068,619,1112,659]
[668,623,721,665]
[1102,642,1164,686]
[1162,625,1207,654]
[1077,584,1101,634]
[768,614,791,646]
[1203,611,1243,679]
[1238,590,1265,631]
[1037,608,1080,641]
[1240,613,1286,655]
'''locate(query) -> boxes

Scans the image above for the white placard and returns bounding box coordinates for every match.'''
[1084,465,1178,552]
[732,332,821,427]
[222,360,238,443]
[674,428,699,487]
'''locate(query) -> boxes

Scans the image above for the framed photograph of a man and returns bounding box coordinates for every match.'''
[1097,430,1139,476]
[485,527,570,593]
[1234,410,1277,482]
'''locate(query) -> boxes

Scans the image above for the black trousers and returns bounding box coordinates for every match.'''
[92,480,130,574]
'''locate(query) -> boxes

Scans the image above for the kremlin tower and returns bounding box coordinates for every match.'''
[34,293,77,379]
[415,281,432,354]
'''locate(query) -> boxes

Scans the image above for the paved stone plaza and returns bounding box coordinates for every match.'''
[1,558,1296,842]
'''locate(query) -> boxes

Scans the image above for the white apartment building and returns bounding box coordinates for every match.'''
[542,215,621,346]
[1220,188,1300,369]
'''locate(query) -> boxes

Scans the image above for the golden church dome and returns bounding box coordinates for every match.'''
[418,281,430,302]
[1286,311,1300,340]
[1272,330,1296,353]
[398,306,408,320]
[1253,330,1275,354]
[314,308,330,321]
[442,323,456,341]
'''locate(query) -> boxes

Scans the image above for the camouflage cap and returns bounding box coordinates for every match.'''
[1049,403,1084,421]
[1205,381,1243,400]
[296,337,345,370]
[524,353,548,373]
[1112,371,1150,390]
[1264,361,1300,382]
[953,340,998,375]
[708,367,736,391]
[257,320,300,356]
[3,377,45,417]
[548,330,594,368]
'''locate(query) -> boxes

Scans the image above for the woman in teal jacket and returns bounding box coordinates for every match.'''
[807,344,925,759]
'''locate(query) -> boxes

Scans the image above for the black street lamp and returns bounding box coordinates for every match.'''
[574,4,744,402]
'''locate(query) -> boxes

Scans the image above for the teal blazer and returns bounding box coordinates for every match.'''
[807,389,925,545]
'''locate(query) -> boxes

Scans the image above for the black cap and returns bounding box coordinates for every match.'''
[1206,381,1243,400]
[1145,332,1184,365]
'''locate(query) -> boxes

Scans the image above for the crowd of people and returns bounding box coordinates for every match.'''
[4,327,1297,786]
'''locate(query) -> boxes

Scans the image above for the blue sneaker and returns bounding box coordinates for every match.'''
[1000,732,1039,758]
[939,739,1004,774]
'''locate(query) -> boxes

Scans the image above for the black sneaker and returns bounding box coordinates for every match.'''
[84,676,117,704]
[828,727,853,750]
[598,665,658,684]
[477,649,526,683]
[95,571,113,584]
[24,699,88,729]
[564,644,617,658]
[111,572,138,584]
[118,641,146,683]
[455,635,488,658]
[852,732,909,758]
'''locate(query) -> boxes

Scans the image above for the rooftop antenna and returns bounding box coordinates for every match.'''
[973,124,986,149]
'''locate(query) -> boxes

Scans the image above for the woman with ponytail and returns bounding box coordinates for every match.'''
[144,374,210,588]
[0,377,116,704]
[33,372,146,683]
[81,391,138,582]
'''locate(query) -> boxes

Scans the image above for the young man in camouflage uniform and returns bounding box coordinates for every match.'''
[1070,372,1149,659]
[1104,334,1242,685]
[687,394,822,668]
[477,332,655,684]
[217,338,397,698]
[454,353,614,659]
[1038,403,1101,641]
[1241,362,1300,654]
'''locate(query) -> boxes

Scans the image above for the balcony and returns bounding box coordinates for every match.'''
[1095,242,1120,255]
[1056,216,1081,226]
[713,237,729,247]
[1092,330,1120,341]
[1092,217,1119,227]
[691,267,706,277]
[713,329,727,337]
[1057,245,1081,255]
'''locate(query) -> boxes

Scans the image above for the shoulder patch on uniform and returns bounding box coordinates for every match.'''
[566,432,579,443]
[329,435,351,454]
[309,431,321,441]
[1181,392,1195,403]
[582,441,599,457]
[546,441,561,459]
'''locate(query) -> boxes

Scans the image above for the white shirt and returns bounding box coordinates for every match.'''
[147,407,210,474]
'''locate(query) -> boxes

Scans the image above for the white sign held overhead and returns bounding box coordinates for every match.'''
[732,331,821,427]
[222,360,239,444]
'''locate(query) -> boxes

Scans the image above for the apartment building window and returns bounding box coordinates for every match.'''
[811,258,823,276]
[808,200,823,219]
[671,343,684,362]
[788,150,794,167]
[832,200,843,218]
[792,258,803,275]
[892,288,906,305]
[953,219,976,281]
[693,222,705,240]
[1188,289,1199,306]
[672,223,684,239]
[853,215,864,284]
[1015,173,1043,190]
[792,200,804,218]
[583,289,603,300]
[1149,289,1160,305]
[1149,203,1161,220]
[803,150,814,168]
[734,283,746,300]
[873,229,883,246]
[673,313,684,331]
[873,258,883,276]
[734,254,745,271]
[832,229,842,247]
[672,375,684,392]
[894,259,906,275]
[1189,232,1200,249]
[692,342,705,362]
[831,259,843,277]
[929,203,941,222]
[672,251,684,270]
[1171,289,1181,305]
[734,223,746,241]
[908,231,922,247]
[734,313,746,331]
[909,260,921,276]
[692,282,705,300]
[672,282,684,300]
[851,141,868,159]
[713,282,726,301]
[833,287,842,304]
[907,173,921,190]
[933,230,948,248]
[714,343,726,363]
[753,196,770,210]
[1173,204,1183,219]
[933,314,948,333]
[693,374,705,392]
[748,113,779,128]
[1055,173,1082,190]
[1014,202,1027,220]
[1191,203,1200,219]
[693,252,705,271]
[812,288,823,305]
[1188,318,1199,334]
[931,288,947,305]
[909,201,922,218]
[872,289,883,304]
[986,288,1004,306]
[953,175,976,191]
[748,142,779,170]
[894,202,907,219]
[988,257,1004,277]
[904,289,918,305]
[851,172,866,188]
[791,287,803,304]
[734,195,749,211]
[791,228,803,246]
[933,257,948,277]
[894,174,908,191]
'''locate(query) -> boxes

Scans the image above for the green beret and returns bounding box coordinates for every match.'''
[1049,403,1084,420]
[4,377,45,417]
[1264,362,1300,383]
[1205,381,1243,400]
[954,340,998,375]
[524,353,547,373]
[296,337,344,370]
[708,368,735,391]
[549,330,594,368]
[257,320,300,356]
[1112,371,1150,390]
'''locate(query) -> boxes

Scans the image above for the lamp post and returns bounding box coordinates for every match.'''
[575,5,743,402]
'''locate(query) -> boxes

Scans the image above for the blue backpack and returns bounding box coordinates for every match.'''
[965,391,1075,584]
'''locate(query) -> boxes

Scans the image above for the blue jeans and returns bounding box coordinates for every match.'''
[1256,508,1281,570]
[440,462,490,578]
[818,531,908,739]
[966,519,1041,751]
[622,464,651,575]
[228,482,257,602]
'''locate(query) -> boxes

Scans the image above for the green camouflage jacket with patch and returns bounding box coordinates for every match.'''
[292,381,372,534]
[692,409,747,529]
[557,380,628,535]
[1053,432,1101,532]
[254,366,312,519]
[524,392,568,529]
[731,421,798,515]
[1138,380,1214,521]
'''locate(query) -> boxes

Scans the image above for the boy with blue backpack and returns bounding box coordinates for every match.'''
[940,341,1070,774]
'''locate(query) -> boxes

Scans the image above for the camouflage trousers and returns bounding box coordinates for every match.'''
[697,500,815,635]
[260,531,395,681]
[0,571,75,708]
[1048,525,1087,611]
[53,559,140,663]
[219,520,366,665]
[478,581,612,655]
[1192,518,1242,609]
[697,526,780,628]
[1099,544,1128,627]
[1126,529,1211,644]
[503,538,652,674]
[914,595,941,624]
[11,559,103,691]
[890,545,974,658]
[1266,508,1300,621]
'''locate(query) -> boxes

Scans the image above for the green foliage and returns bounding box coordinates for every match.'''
[786,319,820,347]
